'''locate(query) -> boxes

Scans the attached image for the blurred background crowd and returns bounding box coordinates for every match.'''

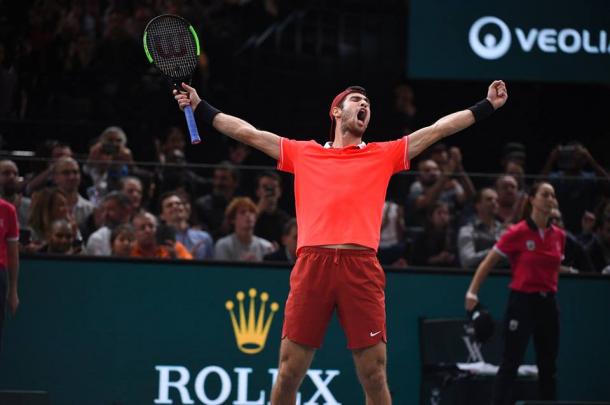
[1,0,609,273]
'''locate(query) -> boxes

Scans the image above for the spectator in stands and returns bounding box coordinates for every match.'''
[174,189,201,229]
[458,188,507,269]
[156,126,187,165]
[577,210,597,246]
[61,33,96,118]
[548,208,593,273]
[410,201,457,267]
[409,144,474,197]
[130,211,192,259]
[155,126,208,196]
[23,140,73,196]
[264,218,298,265]
[504,160,526,192]
[500,142,527,189]
[0,160,31,227]
[378,200,405,265]
[596,199,610,222]
[119,176,144,215]
[495,175,522,225]
[110,224,136,257]
[501,142,526,166]
[194,161,241,239]
[388,83,418,136]
[27,187,80,249]
[406,157,466,226]
[228,140,253,166]
[38,219,79,255]
[586,216,610,273]
[0,42,18,119]
[52,157,94,227]
[95,7,143,118]
[84,126,134,204]
[158,192,213,260]
[542,142,610,233]
[214,197,274,262]
[86,192,132,256]
[254,171,290,246]
[79,203,105,243]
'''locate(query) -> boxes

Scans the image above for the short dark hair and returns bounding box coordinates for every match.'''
[216,161,240,183]
[256,171,281,186]
[110,224,135,245]
[158,191,182,213]
[103,191,132,210]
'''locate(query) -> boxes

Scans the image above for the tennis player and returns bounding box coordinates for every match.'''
[175,80,507,404]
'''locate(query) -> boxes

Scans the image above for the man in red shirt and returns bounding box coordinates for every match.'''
[176,80,508,404]
[0,198,19,352]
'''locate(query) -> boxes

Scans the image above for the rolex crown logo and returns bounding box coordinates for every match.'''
[225,288,279,354]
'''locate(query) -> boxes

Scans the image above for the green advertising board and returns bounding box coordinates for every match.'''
[0,257,609,404]
[407,0,610,83]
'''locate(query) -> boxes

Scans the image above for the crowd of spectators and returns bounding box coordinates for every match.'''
[0,123,609,275]
[0,0,283,126]
[1,1,609,273]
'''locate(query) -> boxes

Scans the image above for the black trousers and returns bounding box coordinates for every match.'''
[492,290,560,405]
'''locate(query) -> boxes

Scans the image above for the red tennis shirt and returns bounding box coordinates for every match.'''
[494,218,566,293]
[277,137,410,254]
[0,199,19,270]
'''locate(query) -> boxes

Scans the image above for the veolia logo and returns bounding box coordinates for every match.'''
[469,16,512,60]
[468,16,610,60]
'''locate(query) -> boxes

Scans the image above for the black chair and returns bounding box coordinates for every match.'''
[418,317,537,405]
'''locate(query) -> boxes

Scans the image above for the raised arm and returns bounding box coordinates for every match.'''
[174,83,281,160]
[408,80,508,160]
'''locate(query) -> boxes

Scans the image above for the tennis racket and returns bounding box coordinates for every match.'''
[143,14,201,144]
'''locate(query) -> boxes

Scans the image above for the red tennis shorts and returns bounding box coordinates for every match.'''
[282,246,387,349]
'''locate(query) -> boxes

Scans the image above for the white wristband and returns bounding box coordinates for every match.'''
[466,291,478,300]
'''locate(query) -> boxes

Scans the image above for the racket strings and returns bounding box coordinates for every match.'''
[147,17,198,80]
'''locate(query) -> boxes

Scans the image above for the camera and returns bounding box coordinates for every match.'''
[101,142,119,155]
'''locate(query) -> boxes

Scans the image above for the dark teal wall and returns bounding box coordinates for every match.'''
[0,258,608,404]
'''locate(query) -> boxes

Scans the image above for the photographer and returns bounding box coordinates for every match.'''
[84,126,134,203]
[541,142,610,234]
[254,171,291,247]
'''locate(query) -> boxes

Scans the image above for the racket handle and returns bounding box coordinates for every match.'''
[184,105,201,144]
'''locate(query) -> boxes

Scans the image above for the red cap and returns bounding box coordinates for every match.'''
[328,86,367,141]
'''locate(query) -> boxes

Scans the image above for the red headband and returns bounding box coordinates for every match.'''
[328,86,367,141]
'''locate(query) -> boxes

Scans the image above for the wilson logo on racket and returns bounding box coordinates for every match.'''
[225,288,280,355]
[152,35,189,59]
